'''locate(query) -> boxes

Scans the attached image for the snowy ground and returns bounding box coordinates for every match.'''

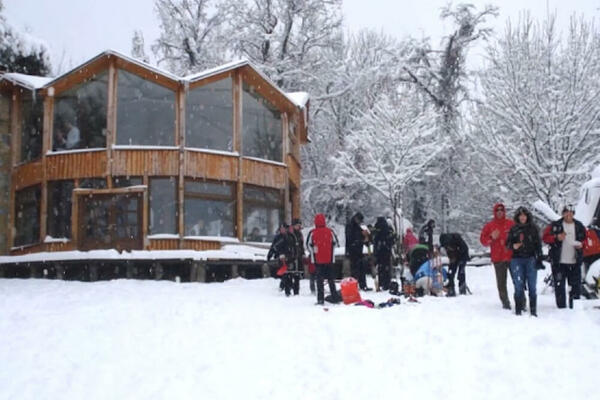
[1,266,599,400]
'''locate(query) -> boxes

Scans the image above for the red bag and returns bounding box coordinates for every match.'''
[583,228,600,258]
[340,277,362,304]
[276,263,288,276]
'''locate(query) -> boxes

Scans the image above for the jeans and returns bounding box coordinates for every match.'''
[510,257,537,305]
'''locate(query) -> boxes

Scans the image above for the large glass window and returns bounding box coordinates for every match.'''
[242,83,282,162]
[184,180,235,237]
[243,186,283,242]
[186,78,233,151]
[53,71,108,151]
[20,92,43,162]
[14,185,40,247]
[116,69,175,146]
[150,177,177,234]
[79,178,107,189]
[113,176,143,188]
[47,180,74,239]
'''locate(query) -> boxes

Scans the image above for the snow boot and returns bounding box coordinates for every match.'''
[502,300,511,310]
[530,297,537,317]
[446,284,456,297]
[514,295,522,315]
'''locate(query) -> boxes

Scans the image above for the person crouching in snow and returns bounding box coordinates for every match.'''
[480,203,515,310]
[506,207,543,317]
[267,223,297,296]
[413,245,446,296]
[306,214,340,305]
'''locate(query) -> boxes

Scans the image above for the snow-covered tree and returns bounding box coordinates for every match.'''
[221,0,343,90]
[472,13,600,210]
[0,0,51,75]
[333,91,448,238]
[151,0,227,74]
[401,3,498,232]
[131,30,150,63]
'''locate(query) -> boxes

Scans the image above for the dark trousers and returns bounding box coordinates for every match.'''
[493,261,511,307]
[552,263,581,308]
[510,257,537,313]
[316,264,337,304]
[448,260,466,289]
[349,254,368,289]
[282,273,300,296]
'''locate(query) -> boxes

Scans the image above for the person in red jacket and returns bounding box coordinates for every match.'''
[306,214,340,305]
[480,203,515,309]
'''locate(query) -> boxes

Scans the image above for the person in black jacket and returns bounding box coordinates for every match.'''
[267,223,299,296]
[506,207,543,316]
[542,204,586,309]
[373,217,395,291]
[345,212,371,290]
[419,219,435,254]
[439,233,470,296]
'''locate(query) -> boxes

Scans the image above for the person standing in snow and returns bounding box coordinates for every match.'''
[439,233,470,296]
[291,218,313,293]
[506,207,543,316]
[267,223,298,296]
[373,216,394,291]
[542,204,586,309]
[419,219,435,254]
[345,212,371,290]
[306,214,340,305]
[480,203,515,309]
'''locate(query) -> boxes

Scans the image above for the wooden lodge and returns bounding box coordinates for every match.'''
[0,50,309,281]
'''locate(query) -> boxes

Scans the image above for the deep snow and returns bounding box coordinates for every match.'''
[1,267,599,400]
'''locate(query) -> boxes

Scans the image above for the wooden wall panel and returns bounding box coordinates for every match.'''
[287,155,301,189]
[45,242,75,252]
[112,150,179,176]
[181,239,221,251]
[10,243,46,256]
[46,152,107,180]
[241,158,286,189]
[184,151,238,181]
[148,239,180,250]
[12,161,43,190]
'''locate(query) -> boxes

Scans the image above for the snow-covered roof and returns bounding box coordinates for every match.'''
[286,92,310,108]
[183,59,249,82]
[0,72,53,90]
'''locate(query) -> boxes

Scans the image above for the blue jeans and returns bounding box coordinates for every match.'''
[510,257,537,304]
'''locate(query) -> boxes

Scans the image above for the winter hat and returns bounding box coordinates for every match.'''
[562,204,575,214]
[493,203,505,213]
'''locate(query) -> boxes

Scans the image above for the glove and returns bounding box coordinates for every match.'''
[535,258,545,270]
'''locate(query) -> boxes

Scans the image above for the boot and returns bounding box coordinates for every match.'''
[502,300,511,310]
[459,283,467,295]
[445,283,456,297]
[530,297,537,317]
[514,295,522,315]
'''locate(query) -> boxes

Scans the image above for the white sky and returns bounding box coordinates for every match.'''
[4,0,600,74]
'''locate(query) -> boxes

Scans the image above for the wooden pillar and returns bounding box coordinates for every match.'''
[8,89,19,250]
[88,263,98,282]
[153,261,163,280]
[178,84,186,247]
[231,264,239,279]
[233,71,244,241]
[55,263,65,280]
[194,261,207,282]
[106,60,117,180]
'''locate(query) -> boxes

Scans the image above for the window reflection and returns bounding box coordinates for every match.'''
[242,83,282,162]
[243,186,283,242]
[116,70,175,146]
[47,180,74,239]
[53,71,107,151]
[20,92,43,162]
[184,180,235,237]
[14,185,40,247]
[186,78,233,151]
[150,177,177,234]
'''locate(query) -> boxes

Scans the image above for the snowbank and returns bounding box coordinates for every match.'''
[1,267,598,400]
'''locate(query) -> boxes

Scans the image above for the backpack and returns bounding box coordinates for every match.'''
[583,228,600,258]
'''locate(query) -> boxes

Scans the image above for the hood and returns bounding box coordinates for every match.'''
[439,233,449,247]
[493,203,505,219]
[513,206,533,225]
[375,216,387,229]
[352,212,364,224]
[314,213,326,228]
